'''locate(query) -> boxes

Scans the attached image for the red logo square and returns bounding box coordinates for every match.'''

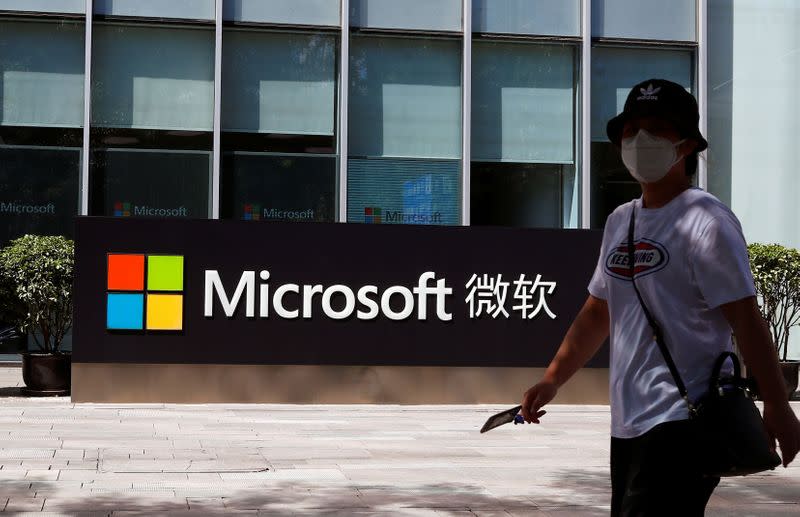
[107,254,145,291]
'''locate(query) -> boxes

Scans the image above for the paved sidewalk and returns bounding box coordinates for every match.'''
[0,368,798,516]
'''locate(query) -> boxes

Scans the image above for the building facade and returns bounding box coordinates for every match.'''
[1,0,798,361]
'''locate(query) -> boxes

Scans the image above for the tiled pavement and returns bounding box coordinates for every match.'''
[0,368,798,516]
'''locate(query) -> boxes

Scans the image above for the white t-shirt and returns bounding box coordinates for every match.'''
[588,188,756,439]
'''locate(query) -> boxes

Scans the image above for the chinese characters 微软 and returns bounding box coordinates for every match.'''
[464,273,557,320]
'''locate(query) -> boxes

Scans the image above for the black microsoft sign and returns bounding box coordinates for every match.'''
[73,218,607,367]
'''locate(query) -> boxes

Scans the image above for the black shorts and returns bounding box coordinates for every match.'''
[611,419,720,517]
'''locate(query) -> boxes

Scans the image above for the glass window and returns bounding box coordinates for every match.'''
[473,0,580,37]
[472,42,574,163]
[222,31,336,136]
[223,0,340,27]
[93,0,214,21]
[92,24,214,131]
[348,35,462,225]
[350,0,462,33]
[0,146,80,244]
[222,154,335,223]
[221,29,337,223]
[91,150,209,219]
[471,41,577,228]
[90,23,214,219]
[349,36,461,159]
[590,46,693,228]
[592,0,697,42]
[0,19,84,244]
[472,163,574,229]
[0,19,84,128]
[348,158,460,225]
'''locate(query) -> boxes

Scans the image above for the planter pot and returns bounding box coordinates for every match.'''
[21,352,71,396]
[780,361,799,400]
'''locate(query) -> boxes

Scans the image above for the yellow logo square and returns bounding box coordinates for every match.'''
[146,294,183,331]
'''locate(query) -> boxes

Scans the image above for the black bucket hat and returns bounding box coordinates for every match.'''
[606,78,708,152]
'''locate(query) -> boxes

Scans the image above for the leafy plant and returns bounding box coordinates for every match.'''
[748,243,800,362]
[0,263,25,327]
[0,235,74,353]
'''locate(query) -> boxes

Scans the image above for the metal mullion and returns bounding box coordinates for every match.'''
[592,41,698,52]
[592,37,697,48]
[337,0,349,223]
[91,15,215,27]
[697,0,708,190]
[0,11,84,20]
[92,18,214,30]
[473,33,582,44]
[80,0,92,216]
[461,0,471,226]
[350,27,462,39]
[580,0,591,229]
[223,24,339,35]
[211,0,222,219]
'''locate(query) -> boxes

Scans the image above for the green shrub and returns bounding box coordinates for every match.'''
[748,243,800,361]
[0,235,74,353]
[0,259,24,319]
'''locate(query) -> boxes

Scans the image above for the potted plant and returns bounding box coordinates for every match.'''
[0,235,74,396]
[748,243,800,399]
[0,271,27,355]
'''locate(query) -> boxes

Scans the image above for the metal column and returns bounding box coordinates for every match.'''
[337,0,350,223]
[697,0,709,191]
[461,0,472,226]
[80,0,93,216]
[211,0,223,219]
[580,0,592,228]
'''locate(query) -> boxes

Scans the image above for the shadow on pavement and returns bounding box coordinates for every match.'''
[0,386,22,397]
[23,479,609,515]
[11,467,800,515]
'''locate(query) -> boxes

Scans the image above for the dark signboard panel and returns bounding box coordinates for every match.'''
[74,217,607,367]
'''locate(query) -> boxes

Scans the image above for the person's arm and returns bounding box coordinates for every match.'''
[520,294,609,423]
[721,296,800,467]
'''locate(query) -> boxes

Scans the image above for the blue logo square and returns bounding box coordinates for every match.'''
[107,293,144,330]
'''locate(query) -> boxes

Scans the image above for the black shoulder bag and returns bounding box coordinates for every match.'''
[627,206,781,477]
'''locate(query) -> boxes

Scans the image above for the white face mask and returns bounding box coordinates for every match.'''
[621,129,686,183]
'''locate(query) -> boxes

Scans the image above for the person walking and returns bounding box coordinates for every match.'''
[520,78,800,516]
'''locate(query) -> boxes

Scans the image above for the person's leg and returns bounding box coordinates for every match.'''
[610,435,636,517]
[684,473,720,513]
[617,420,719,516]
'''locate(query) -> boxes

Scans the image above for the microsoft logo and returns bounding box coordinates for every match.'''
[364,207,382,224]
[113,201,132,217]
[106,253,184,331]
[243,203,261,221]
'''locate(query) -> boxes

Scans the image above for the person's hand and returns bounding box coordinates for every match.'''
[763,401,800,467]
[520,380,558,424]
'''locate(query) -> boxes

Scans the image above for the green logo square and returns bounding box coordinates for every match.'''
[147,255,184,291]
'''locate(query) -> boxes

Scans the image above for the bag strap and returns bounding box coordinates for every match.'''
[711,351,741,381]
[627,205,696,415]
[709,351,750,396]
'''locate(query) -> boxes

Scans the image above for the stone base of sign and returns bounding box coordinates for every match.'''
[70,363,609,404]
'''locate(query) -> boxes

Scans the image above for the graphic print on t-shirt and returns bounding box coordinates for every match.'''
[604,239,669,280]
